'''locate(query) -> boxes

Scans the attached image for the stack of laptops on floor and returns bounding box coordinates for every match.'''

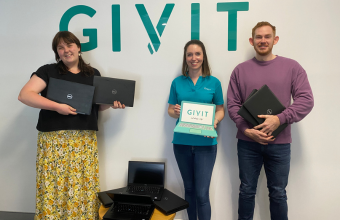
[237,84,288,138]
[98,161,189,220]
[46,76,136,115]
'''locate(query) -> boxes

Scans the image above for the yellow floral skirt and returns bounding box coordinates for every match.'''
[35,130,100,220]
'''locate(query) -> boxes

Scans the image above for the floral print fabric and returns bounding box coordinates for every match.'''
[35,130,100,220]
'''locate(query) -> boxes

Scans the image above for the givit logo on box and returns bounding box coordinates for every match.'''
[59,2,249,54]
[181,103,214,125]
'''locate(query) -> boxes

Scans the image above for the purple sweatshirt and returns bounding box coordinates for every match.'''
[227,56,314,144]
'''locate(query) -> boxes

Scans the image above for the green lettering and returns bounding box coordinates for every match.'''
[191,3,200,40]
[112,5,121,52]
[59,5,97,52]
[217,2,249,51]
[136,4,175,54]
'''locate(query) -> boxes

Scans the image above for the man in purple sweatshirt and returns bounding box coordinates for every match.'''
[227,21,314,220]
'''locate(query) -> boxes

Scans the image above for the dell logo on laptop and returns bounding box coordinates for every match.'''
[112,89,117,95]
[67,94,73,99]
[267,109,272,114]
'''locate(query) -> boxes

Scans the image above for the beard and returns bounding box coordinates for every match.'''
[253,43,273,56]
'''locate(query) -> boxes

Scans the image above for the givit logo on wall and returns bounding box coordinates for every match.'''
[59,2,249,54]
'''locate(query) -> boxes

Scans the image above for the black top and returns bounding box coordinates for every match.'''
[32,63,100,132]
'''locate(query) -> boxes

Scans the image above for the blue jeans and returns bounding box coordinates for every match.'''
[237,139,291,220]
[173,144,217,220]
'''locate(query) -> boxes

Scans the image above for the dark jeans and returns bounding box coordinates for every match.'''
[237,139,291,220]
[173,144,217,220]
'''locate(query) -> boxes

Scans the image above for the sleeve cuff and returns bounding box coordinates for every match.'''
[277,113,287,125]
[236,119,250,134]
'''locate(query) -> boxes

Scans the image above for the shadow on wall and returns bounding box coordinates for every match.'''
[96,67,142,191]
[161,101,188,220]
[97,106,127,190]
[210,49,254,219]
[290,124,303,167]
[0,107,39,212]
[217,116,240,220]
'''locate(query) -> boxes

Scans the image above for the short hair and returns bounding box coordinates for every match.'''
[52,31,94,76]
[182,40,211,77]
[252,21,276,38]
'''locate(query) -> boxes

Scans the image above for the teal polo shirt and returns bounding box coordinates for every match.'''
[168,75,224,146]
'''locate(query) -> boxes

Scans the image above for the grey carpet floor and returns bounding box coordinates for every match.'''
[0,211,34,220]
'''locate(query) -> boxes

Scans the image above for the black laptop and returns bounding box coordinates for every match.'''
[46,78,95,115]
[126,161,165,201]
[93,76,136,107]
[237,89,259,126]
[238,85,288,138]
[98,187,128,208]
[153,189,189,215]
[103,193,154,220]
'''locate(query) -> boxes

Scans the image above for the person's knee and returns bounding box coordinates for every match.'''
[196,188,209,205]
[268,186,287,202]
[184,184,195,194]
[239,182,257,199]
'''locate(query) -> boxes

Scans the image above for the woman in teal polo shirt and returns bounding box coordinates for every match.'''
[168,40,224,220]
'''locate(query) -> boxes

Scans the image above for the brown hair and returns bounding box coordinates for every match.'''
[181,40,211,77]
[52,31,94,76]
[252,21,276,38]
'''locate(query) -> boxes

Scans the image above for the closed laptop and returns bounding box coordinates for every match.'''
[46,78,95,115]
[153,189,189,215]
[239,85,288,138]
[237,89,259,126]
[93,76,136,107]
[98,187,128,208]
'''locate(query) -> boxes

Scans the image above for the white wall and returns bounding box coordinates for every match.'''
[1,0,339,219]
